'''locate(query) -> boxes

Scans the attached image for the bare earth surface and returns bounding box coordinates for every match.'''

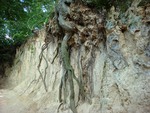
[0,89,28,113]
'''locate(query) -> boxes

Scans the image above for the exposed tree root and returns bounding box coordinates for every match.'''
[37,44,49,92]
[57,102,63,113]
[37,1,106,112]
[77,45,86,102]
[36,21,53,92]
[51,42,61,64]
[59,33,77,113]
[58,33,87,113]
[20,79,36,95]
[55,0,90,112]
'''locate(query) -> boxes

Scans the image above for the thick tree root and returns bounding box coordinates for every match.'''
[59,70,68,103]
[58,33,86,113]
[68,70,77,113]
[55,1,88,112]
[77,46,85,101]
[58,33,75,113]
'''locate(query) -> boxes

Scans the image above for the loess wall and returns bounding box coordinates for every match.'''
[3,1,150,113]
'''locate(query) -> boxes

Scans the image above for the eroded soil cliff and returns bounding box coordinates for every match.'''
[0,0,150,113]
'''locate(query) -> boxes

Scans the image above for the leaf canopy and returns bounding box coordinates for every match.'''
[0,0,55,63]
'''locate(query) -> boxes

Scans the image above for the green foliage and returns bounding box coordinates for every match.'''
[0,0,55,63]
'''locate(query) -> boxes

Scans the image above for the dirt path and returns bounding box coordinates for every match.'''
[0,89,28,113]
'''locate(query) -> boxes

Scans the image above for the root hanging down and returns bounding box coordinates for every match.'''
[58,33,86,113]
[56,0,88,112]
[37,44,49,92]
[58,33,77,113]
[51,42,61,64]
